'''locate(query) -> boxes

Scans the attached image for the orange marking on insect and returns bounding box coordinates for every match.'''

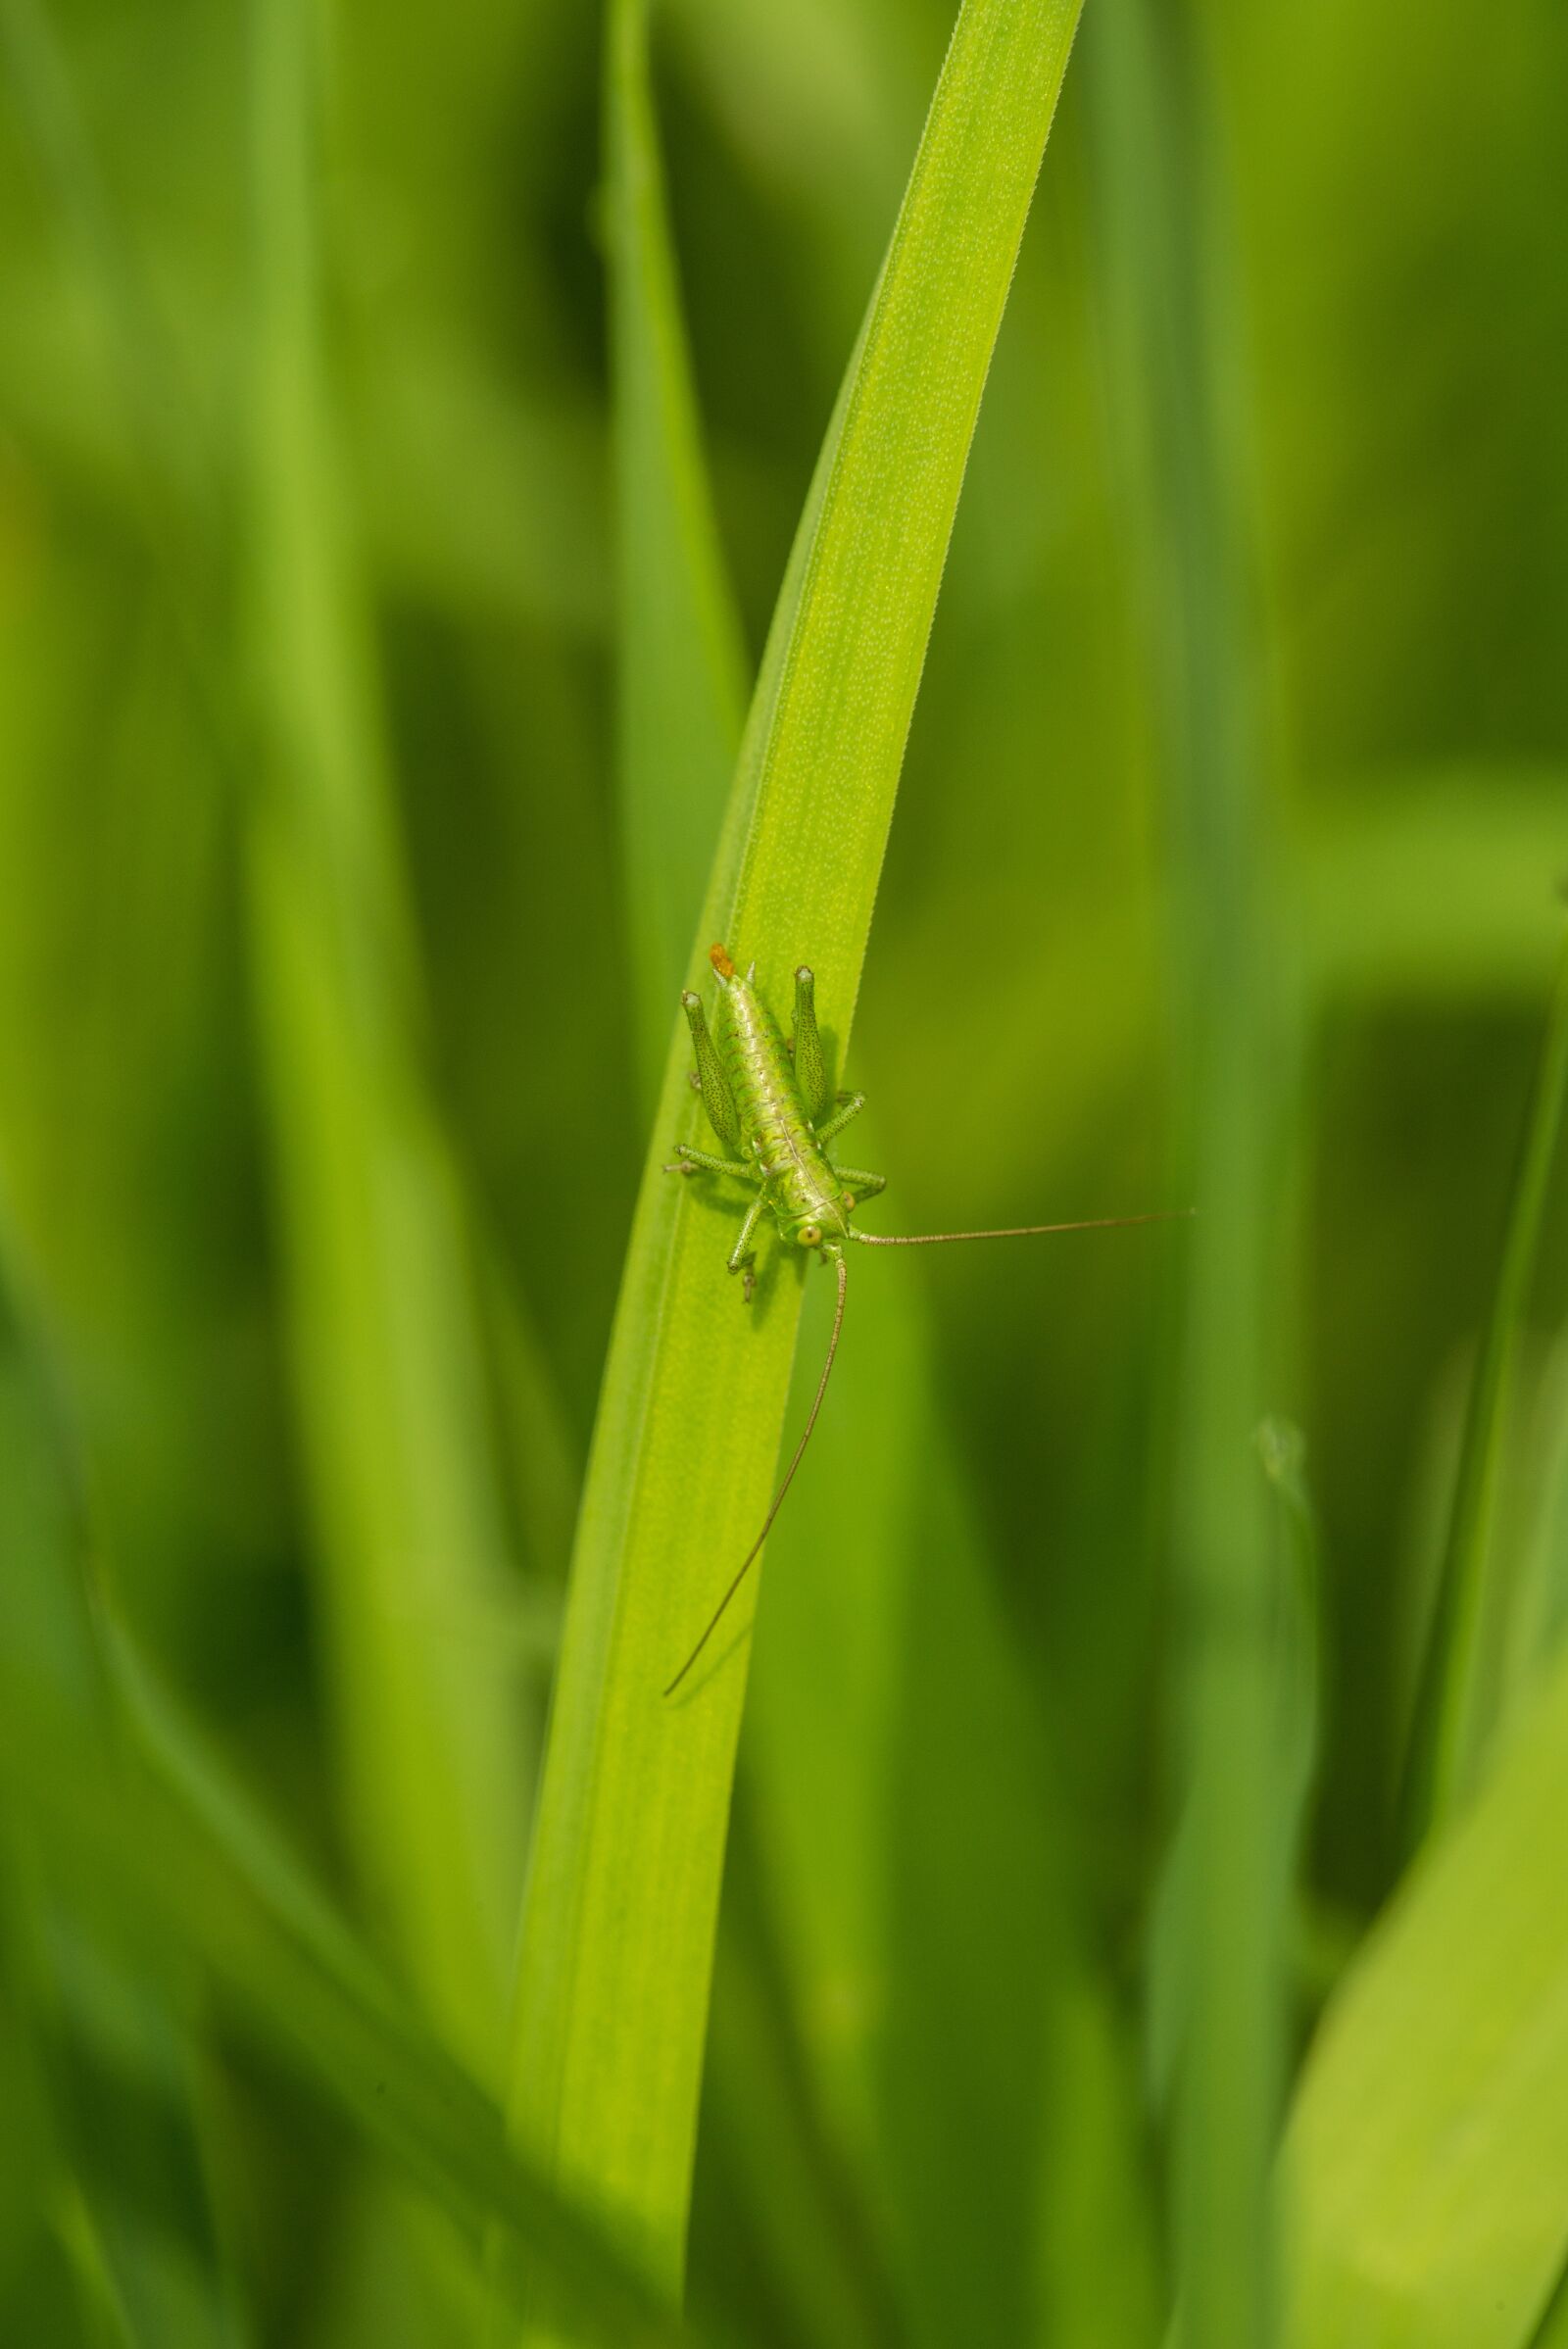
[710,943,736,980]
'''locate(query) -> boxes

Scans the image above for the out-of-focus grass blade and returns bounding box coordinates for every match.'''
[692,1799,904,2349]
[0,0,210,551]
[1087,0,1297,2339]
[8,0,543,2080]
[244,0,528,2079]
[606,0,748,1101]
[0,1628,706,2349]
[1500,1330,1568,1712]
[506,0,1087,2325]
[746,1268,1163,2349]
[1282,1642,1568,2349]
[0,1250,245,2349]
[1401,926,1568,1847]
[1298,777,1568,1003]
[1256,1415,1324,1848]
[1149,1421,1321,2161]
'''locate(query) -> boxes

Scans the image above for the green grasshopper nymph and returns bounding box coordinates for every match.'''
[662,942,1186,1695]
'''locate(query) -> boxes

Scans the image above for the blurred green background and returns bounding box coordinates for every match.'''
[1,0,1565,2343]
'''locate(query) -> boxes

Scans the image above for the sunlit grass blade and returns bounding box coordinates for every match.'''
[1400,923,1568,1846]
[606,13,906,2334]
[1282,1642,1568,2349]
[244,0,530,2079]
[506,0,1087,2325]
[607,0,749,1102]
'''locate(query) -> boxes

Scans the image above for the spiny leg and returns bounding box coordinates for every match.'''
[791,965,829,1121]
[727,1192,767,1303]
[663,1143,752,1178]
[830,1162,887,1205]
[814,1090,865,1148]
[681,988,741,1149]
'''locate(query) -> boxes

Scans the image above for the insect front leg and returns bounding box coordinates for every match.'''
[727,1192,767,1303]
[791,966,829,1122]
[813,1091,866,1147]
[829,1162,887,1205]
[663,1143,752,1178]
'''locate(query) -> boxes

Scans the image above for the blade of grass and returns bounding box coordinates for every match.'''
[693,1791,905,2349]
[8,0,547,2083]
[746,1266,1164,2349]
[1086,0,1300,2339]
[607,0,749,1104]
[1500,1328,1568,1712]
[606,16,906,2342]
[0,1623,710,2349]
[244,0,529,2079]
[1282,1641,1568,2349]
[1530,2263,1568,2349]
[608,12,1162,2327]
[0,0,213,574]
[1400,923,1568,1846]
[0,1237,246,2349]
[1150,1418,1323,2118]
[1256,1415,1324,1860]
[506,0,1087,2324]
[0,1220,567,2342]
[1298,775,1568,1002]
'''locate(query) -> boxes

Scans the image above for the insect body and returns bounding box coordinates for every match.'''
[669,942,883,1294]
[663,943,1183,1694]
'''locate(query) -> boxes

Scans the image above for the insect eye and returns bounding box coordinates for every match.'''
[841,1191,856,1211]
[798,1223,821,1248]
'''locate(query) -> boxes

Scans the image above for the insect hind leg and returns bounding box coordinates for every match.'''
[681,988,742,1148]
[791,966,830,1122]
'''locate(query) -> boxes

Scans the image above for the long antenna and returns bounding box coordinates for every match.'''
[852,1208,1193,1247]
[664,1249,849,1698]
